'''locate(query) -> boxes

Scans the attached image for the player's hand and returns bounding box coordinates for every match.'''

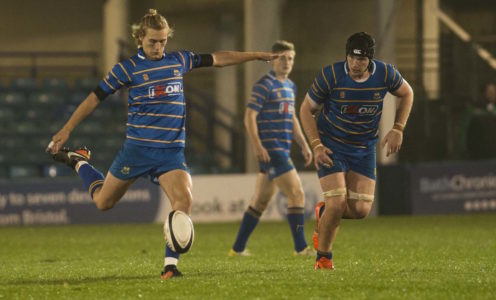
[301,144,313,167]
[254,145,271,163]
[46,128,70,154]
[256,52,281,62]
[313,144,333,170]
[380,129,403,157]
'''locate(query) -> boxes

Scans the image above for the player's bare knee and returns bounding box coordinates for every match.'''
[94,197,116,211]
[347,189,374,219]
[353,206,371,219]
[287,187,305,207]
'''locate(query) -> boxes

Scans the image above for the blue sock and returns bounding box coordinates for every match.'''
[164,244,180,267]
[317,251,332,260]
[232,206,261,252]
[287,207,308,252]
[76,163,104,199]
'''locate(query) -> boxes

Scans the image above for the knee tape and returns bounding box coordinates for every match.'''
[348,189,374,202]
[322,187,347,198]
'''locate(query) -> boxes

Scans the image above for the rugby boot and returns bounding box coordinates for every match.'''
[160,265,183,280]
[51,147,91,169]
[314,256,334,270]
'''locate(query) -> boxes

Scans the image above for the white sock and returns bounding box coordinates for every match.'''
[164,257,178,267]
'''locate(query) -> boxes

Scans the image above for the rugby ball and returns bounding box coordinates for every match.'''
[164,210,194,254]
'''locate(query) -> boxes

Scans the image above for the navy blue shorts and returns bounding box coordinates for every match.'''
[259,154,295,180]
[109,142,189,185]
[317,148,376,180]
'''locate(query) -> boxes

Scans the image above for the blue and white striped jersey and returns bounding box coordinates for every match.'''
[99,47,203,148]
[247,71,296,158]
[307,59,403,153]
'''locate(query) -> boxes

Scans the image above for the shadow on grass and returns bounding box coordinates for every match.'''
[1,274,158,286]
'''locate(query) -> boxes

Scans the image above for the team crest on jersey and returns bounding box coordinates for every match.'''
[174,69,180,76]
[121,166,130,175]
[374,92,381,99]
[148,82,183,99]
[341,104,378,115]
[143,74,149,81]
[279,102,294,114]
[340,91,345,99]
[277,91,282,98]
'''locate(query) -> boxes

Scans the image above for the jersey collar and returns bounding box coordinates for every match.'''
[137,47,166,60]
[344,60,376,75]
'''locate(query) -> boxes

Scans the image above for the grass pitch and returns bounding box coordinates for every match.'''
[0,214,495,299]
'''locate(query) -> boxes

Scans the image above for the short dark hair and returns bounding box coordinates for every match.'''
[272,40,295,53]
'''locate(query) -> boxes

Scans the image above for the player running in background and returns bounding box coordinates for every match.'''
[229,40,314,257]
[299,32,414,270]
[46,9,278,280]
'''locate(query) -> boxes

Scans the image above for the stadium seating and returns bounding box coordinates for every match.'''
[10,77,37,92]
[74,77,100,93]
[42,78,69,91]
[0,76,220,178]
[0,77,125,178]
[0,92,27,106]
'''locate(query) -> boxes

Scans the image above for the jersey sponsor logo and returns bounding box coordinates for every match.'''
[148,82,183,99]
[341,104,378,115]
[143,74,149,81]
[279,102,294,114]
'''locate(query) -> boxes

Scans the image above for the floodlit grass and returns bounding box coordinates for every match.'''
[0,214,495,299]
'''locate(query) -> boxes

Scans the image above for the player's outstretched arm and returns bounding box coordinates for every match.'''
[299,94,333,170]
[381,80,414,157]
[211,51,279,67]
[47,92,101,154]
[244,108,270,163]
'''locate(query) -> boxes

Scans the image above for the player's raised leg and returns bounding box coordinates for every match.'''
[92,172,136,211]
[274,169,314,255]
[157,169,193,279]
[51,146,137,210]
[315,172,347,270]
[230,173,276,256]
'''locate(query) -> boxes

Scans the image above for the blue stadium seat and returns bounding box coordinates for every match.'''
[0,107,15,122]
[9,165,41,178]
[74,77,100,92]
[79,121,104,134]
[10,77,37,91]
[42,77,69,91]
[42,164,73,178]
[16,122,39,134]
[0,92,27,106]
[69,92,88,105]
[28,92,64,106]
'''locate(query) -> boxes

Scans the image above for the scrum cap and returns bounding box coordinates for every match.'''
[346,32,375,59]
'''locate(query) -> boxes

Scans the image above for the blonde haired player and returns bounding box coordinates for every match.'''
[47,9,278,280]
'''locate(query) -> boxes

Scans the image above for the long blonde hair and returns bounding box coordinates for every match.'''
[131,9,174,46]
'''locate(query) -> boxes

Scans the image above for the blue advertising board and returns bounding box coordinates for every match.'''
[410,161,496,214]
[0,178,160,226]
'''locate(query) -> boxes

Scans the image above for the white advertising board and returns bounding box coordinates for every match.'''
[156,172,322,223]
